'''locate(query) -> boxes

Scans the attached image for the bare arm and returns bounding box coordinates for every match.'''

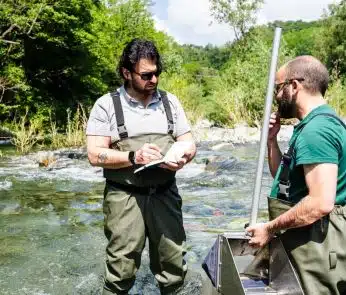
[267,139,282,177]
[267,112,282,177]
[247,163,337,247]
[267,163,337,231]
[87,135,133,169]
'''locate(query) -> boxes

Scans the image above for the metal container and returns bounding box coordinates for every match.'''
[206,233,304,294]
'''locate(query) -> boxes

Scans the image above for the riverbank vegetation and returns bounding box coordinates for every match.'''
[1,0,346,153]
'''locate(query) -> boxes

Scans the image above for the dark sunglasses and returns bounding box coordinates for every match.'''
[274,78,305,96]
[133,70,161,81]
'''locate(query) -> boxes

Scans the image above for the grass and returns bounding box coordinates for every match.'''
[65,104,87,147]
[49,104,87,149]
[326,70,346,117]
[9,104,88,154]
[10,110,44,154]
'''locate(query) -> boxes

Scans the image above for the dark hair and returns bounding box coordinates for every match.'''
[117,38,162,80]
[285,56,329,96]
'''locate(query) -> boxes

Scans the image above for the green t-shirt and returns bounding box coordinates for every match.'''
[270,104,346,205]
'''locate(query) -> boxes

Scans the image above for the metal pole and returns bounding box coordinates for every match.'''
[249,27,282,226]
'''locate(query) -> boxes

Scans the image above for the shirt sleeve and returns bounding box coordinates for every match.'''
[86,94,112,136]
[295,119,341,166]
[169,94,191,137]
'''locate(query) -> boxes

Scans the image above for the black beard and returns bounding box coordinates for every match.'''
[278,100,296,119]
[131,80,157,96]
[278,89,296,119]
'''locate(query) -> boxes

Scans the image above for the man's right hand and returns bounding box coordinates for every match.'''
[135,143,162,165]
[268,112,281,142]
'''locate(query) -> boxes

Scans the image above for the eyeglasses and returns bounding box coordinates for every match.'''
[133,70,161,81]
[274,78,305,96]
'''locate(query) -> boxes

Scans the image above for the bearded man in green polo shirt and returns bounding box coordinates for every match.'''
[246,56,346,295]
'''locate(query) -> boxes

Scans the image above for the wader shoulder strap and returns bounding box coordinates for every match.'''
[110,91,128,139]
[278,113,346,200]
[111,90,174,140]
[159,90,174,135]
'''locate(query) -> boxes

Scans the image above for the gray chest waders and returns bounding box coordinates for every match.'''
[270,113,346,295]
[103,90,177,187]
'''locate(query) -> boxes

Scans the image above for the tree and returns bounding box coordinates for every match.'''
[0,0,170,123]
[210,0,264,41]
[0,0,46,116]
[0,0,104,120]
[324,0,346,75]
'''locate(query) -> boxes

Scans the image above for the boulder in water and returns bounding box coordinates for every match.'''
[35,151,57,167]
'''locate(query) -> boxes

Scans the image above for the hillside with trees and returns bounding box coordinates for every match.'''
[1,0,346,153]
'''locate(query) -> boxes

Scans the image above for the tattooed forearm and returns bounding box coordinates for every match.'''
[97,152,109,164]
[89,147,132,169]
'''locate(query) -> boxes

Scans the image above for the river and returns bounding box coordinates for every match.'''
[0,141,283,295]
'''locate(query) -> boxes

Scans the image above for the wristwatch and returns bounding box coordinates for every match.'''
[128,151,136,166]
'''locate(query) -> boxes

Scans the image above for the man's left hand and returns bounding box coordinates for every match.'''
[246,223,274,248]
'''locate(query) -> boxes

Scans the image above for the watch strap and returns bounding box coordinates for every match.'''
[128,151,136,166]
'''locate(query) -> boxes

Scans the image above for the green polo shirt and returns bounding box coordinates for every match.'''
[270,104,346,205]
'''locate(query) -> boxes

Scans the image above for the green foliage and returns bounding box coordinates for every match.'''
[255,20,327,59]
[2,0,346,154]
[0,0,168,122]
[210,0,264,40]
[48,111,65,149]
[10,110,44,154]
[47,104,87,149]
[179,44,233,70]
[159,73,204,122]
[65,104,87,147]
[205,29,293,126]
[162,52,184,75]
[283,26,325,57]
[324,0,346,74]
[203,98,230,126]
[269,20,323,32]
[326,68,346,116]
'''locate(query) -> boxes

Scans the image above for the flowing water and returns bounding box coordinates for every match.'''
[0,141,284,295]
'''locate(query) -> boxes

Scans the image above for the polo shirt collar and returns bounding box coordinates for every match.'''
[119,86,161,105]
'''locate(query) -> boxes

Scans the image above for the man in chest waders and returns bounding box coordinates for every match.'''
[246,56,346,295]
[86,38,196,295]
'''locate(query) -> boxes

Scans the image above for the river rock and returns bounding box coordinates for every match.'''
[205,155,237,173]
[192,124,294,143]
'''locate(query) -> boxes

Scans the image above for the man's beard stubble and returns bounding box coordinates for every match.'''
[278,87,297,119]
[131,79,157,96]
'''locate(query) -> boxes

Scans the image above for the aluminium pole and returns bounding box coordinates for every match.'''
[249,27,282,226]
